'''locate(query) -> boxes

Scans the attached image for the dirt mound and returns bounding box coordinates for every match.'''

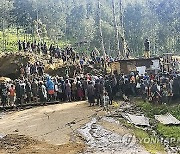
[0,52,62,79]
[0,134,85,154]
[0,52,105,79]
[0,53,33,79]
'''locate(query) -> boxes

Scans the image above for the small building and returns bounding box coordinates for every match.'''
[162,53,173,72]
[109,57,161,75]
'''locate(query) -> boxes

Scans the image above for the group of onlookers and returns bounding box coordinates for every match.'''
[18,40,117,67]
[1,62,180,111]
[0,68,113,111]
[0,41,179,110]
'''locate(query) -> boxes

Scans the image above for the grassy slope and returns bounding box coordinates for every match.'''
[119,118,165,154]
[135,99,180,146]
[112,102,165,153]
[0,29,70,52]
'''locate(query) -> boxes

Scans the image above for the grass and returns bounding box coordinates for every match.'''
[119,118,165,153]
[134,128,165,154]
[134,98,180,146]
[0,28,70,52]
[117,98,180,152]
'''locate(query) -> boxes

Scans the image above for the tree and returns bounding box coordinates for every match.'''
[97,0,105,57]
[0,0,13,51]
[112,0,120,56]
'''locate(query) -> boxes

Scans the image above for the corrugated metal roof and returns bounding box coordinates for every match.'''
[155,113,180,125]
[122,113,150,126]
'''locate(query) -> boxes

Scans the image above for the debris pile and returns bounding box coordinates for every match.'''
[0,52,105,79]
[78,118,149,154]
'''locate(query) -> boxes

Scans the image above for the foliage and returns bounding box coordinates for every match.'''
[0,29,69,52]
[0,0,179,54]
[119,118,165,153]
[135,99,180,146]
[134,128,165,154]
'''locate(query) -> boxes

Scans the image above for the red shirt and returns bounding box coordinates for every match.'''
[9,88,15,96]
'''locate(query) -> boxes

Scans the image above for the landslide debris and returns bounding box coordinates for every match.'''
[0,52,104,79]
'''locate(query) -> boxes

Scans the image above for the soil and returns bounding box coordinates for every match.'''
[0,101,150,154]
[0,52,104,79]
[0,134,85,154]
[0,101,105,154]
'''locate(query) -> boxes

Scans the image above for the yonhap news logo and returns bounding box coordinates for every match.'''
[121,133,180,147]
[121,133,137,147]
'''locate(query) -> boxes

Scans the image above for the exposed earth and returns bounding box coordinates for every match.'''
[0,52,105,79]
[0,101,150,154]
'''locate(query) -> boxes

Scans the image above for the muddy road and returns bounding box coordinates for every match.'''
[0,101,149,154]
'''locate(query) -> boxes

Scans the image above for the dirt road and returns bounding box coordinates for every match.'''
[0,101,102,145]
[0,101,149,154]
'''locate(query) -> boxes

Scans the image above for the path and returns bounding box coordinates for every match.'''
[0,101,149,154]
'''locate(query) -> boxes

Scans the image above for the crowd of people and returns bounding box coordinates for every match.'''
[18,40,81,64]
[0,60,180,110]
[0,65,113,111]
[0,40,179,110]
[18,40,117,65]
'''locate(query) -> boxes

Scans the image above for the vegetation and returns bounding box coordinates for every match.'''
[119,118,165,153]
[0,0,179,56]
[134,128,165,154]
[136,99,180,146]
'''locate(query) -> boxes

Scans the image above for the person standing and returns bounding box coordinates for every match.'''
[8,84,16,107]
[87,81,95,106]
[15,80,21,106]
[18,40,22,52]
[0,82,8,108]
[46,76,55,102]
[39,82,47,104]
[144,39,150,58]
[31,79,38,103]
[102,92,109,111]
[105,79,113,105]
[76,80,84,101]
[22,40,26,52]
[25,80,32,104]
[65,79,71,102]
[71,80,77,101]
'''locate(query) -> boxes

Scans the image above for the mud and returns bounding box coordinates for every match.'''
[0,134,85,154]
[78,117,149,154]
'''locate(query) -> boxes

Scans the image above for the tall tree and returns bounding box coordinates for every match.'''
[112,0,120,56]
[97,0,105,57]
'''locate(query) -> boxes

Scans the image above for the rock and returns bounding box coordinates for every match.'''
[13,129,19,133]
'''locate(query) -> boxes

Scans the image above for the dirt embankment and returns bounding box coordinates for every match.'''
[0,134,85,154]
[0,52,104,79]
[0,53,33,79]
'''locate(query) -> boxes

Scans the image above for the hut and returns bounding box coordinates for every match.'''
[109,57,161,75]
